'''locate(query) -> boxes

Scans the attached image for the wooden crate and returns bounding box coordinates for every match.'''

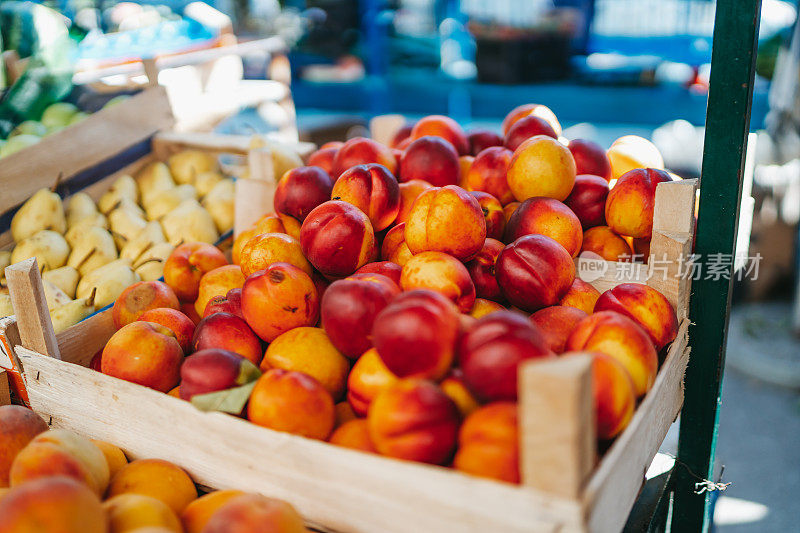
[2,178,697,532]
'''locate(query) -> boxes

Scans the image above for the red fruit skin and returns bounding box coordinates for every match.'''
[399,136,460,187]
[274,166,334,222]
[467,129,504,156]
[458,311,554,401]
[593,283,679,351]
[465,238,505,302]
[179,348,246,400]
[564,174,610,229]
[410,115,469,155]
[355,261,402,288]
[307,147,338,175]
[504,115,558,151]
[202,288,244,319]
[332,163,401,231]
[192,312,263,366]
[568,139,612,182]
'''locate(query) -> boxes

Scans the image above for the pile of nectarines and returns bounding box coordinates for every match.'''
[88,106,680,486]
[0,404,309,532]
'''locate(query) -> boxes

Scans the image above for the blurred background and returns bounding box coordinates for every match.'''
[1,0,799,530]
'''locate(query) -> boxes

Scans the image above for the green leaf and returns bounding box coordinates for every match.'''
[236,359,262,385]
[190,381,257,414]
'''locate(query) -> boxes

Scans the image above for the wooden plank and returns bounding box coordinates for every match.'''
[0,87,173,214]
[55,311,115,367]
[0,317,28,405]
[5,258,61,360]
[575,258,648,294]
[234,149,277,238]
[584,319,690,533]
[370,115,406,146]
[519,354,595,500]
[0,369,10,406]
[17,347,584,533]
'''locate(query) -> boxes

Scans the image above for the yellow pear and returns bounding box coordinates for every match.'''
[76,259,140,309]
[120,221,166,262]
[50,288,97,334]
[167,150,217,185]
[11,230,70,271]
[98,175,138,214]
[64,213,109,246]
[0,251,10,285]
[10,188,67,241]
[133,242,175,281]
[136,161,175,204]
[43,279,71,311]
[67,226,118,276]
[194,170,226,198]
[201,179,234,234]
[249,137,303,178]
[108,201,147,250]
[0,293,13,317]
[160,199,219,245]
[65,192,99,228]
[143,184,198,221]
[42,265,80,298]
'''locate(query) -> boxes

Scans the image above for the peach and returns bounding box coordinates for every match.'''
[138,308,195,353]
[469,191,505,241]
[168,386,181,398]
[606,135,664,180]
[274,166,333,223]
[454,402,519,484]
[181,302,202,325]
[399,136,460,186]
[320,275,399,359]
[372,290,460,380]
[581,226,633,261]
[232,229,257,266]
[335,401,357,426]
[262,327,349,399]
[632,237,651,262]
[248,369,335,440]
[440,369,480,417]
[300,200,378,277]
[307,147,338,175]
[529,305,588,353]
[605,168,672,238]
[501,103,562,137]
[503,201,519,222]
[108,458,197,514]
[380,223,414,266]
[0,477,106,533]
[395,179,433,224]
[458,155,474,188]
[329,419,377,453]
[594,283,679,350]
[468,298,505,319]
[112,281,180,329]
[559,278,600,314]
[202,493,308,533]
[104,493,182,532]
[0,406,48,487]
[390,124,413,148]
[241,263,319,342]
[565,311,658,397]
[507,135,576,202]
[355,260,402,287]
[332,137,397,178]
[567,139,612,181]
[404,185,486,261]
[564,174,610,229]
[164,243,228,302]
[91,439,128,479]
[400,251,476,313]
[10,429,109,496]
[239,232,312,278]
[464,238,504,302]
[505,197,583,257]
[496,235,576,311]
[458,311,554,401]
[467,128,504,155]
[180,349,254,400]
[368,378,459,464]
[504,114,558,151]
[194,265,245,316]
[346,348,398,416]
[332,163,400,230]
[410,115,469,155]
[322,141,345,150]
[181,490,244,533]
[253,213,288,236]
[278,213,302,241]
[465,146,514,205]
[102,321,183,392]
[202,287,243,319]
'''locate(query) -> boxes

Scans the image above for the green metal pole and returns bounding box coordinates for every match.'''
[672,0,761,531]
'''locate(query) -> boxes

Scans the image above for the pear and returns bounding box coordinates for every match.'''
[10,188,67,241]
[201,179,234,234]
[66,192,99,228]
[67,112,89,126]
[144,184,198,221]
[50,288,97,334]
[42,266,80,299]
[67,226,118,276]
[108,200,148,250]
[136,161,175,204]
[11,230,70,271]
[194,170,225,198]
[10,120,47,138]
[41,102,79,130]
[168,150,218,185]
[43,279,71,311]
[0,293,13,317]
[133,242,175,281]
[76,259,140,309]
[64,213,109,245]
[249,137,303,178]
[0,134,41,158]
[161,199,219,245]
[98,175,139,214]
[120,221,166,262]
[0,251,11,285]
